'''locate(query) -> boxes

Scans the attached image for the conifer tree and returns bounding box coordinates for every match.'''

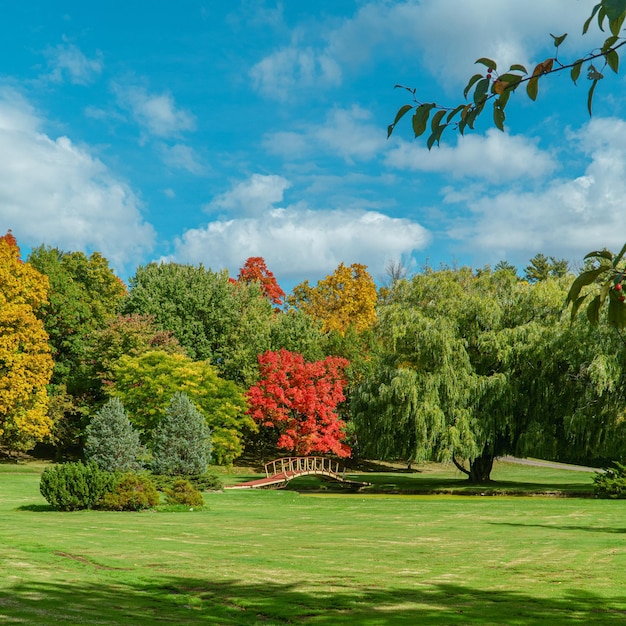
[150,392,212,476]
[84,397,142,472]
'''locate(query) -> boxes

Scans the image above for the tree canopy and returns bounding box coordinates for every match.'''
[0,233,54,453]
[110,350,252,465]
[352,267,625,481]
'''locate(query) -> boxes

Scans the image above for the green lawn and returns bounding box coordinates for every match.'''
[1,460,625,625]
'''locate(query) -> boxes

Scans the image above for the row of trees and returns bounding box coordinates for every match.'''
[2,229,626,481]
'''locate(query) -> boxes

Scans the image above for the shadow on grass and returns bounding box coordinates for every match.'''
[283,473,595,497]
[491,521,626,534]
[1,577,625,625]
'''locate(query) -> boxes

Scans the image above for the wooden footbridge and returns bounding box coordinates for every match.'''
[225,456,371,490]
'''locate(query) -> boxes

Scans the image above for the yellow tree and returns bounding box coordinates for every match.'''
[289,262,377,335]
[0,232,54,453]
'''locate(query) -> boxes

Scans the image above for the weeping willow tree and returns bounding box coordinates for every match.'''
[353,267,626,482]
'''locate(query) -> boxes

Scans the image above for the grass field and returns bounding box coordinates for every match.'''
[1,460,625,625]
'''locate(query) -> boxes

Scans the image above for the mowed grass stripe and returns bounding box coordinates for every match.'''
[1,462,625,624]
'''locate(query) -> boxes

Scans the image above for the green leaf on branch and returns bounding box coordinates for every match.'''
[584,4,602,34]
[493,102,505,131]
[446,104,465,123]
[475,57,497,70]
[608,294,626,329]
[430,109,446,131]
[527,76,539,101]
[464,73,484,99]
[551,33,568,47]
[613,242,626,268]
[606,49,620,73]
[566,267,611,306]
[602,0,626,22]
[588,79,599,116]
[609,10,626,35]
[571,59,584,84]
[393,104,413,126]
[427,122,447,150]
[585,249,614,262]
[509,64,528,73]
[473,78,490,105]
[602,34,619,51]
[586,295,602,325]
[412,103,435,138]
[388,104,414,137]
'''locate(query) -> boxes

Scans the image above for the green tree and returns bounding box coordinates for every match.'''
[352,268,581,481]
[85,313,187,388]
[388,1,626,146]
[110,350,252,465]
[0,233,54,453]
[84,397,143,472]
[123,262,275,386]
[151,392,212,476]
[524,254,569,283]
[28,246,127,455]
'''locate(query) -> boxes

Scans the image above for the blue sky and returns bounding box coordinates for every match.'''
[1,1,625,290]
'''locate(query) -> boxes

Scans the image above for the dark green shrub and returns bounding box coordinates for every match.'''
[40,462,116,511]
[593,462,626,498]
[191,472,223,491]
[164,478,204,507]
[150,392,212,476]
[151,471,223,492]
[84,397,143,472]
[99,473,160,511]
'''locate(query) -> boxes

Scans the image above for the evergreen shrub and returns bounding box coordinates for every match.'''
[40,462,116,511]
[150,392,212,476]
[593,462,626,498]
[99,473,160,511]
[164,478,204,507]
[151,472,223,492]
[84,397,143,472]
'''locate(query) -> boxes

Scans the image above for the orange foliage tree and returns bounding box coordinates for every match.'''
[289,262,377,334]
[0,232,54,453]
[237,256,286,307]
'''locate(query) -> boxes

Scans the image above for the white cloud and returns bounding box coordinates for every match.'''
[446,117,626,264]
[0,89,155,273]
[113,82,196,138]
[250,46,342,100]
[165,207,430,281]
[264,105,386,163]
[44,40,103,85]
[386,129,557,183]
[329,0,591,85]
[250,1,592,98]
[206,173,292,216]
[160,143,206,175]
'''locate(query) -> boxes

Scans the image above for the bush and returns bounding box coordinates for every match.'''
[99,473,160,511]
[164,478,204,507]
[40,462,116,511]
[151,471,223,492]
[84,397,143,472]
[150,392,212,476]
[593,462,626,498]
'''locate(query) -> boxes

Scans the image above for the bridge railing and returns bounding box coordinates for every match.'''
[264,456,346,479]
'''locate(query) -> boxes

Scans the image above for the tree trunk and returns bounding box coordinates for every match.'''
[468,452,494,483]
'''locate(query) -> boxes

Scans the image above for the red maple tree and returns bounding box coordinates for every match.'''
[246,349,351,457]
[237,257,285,307]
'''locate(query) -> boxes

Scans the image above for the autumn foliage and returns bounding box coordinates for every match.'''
[0,232,54,452]
[237,256,285,307]
[289,262,377,334]
[246,349,351,457]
